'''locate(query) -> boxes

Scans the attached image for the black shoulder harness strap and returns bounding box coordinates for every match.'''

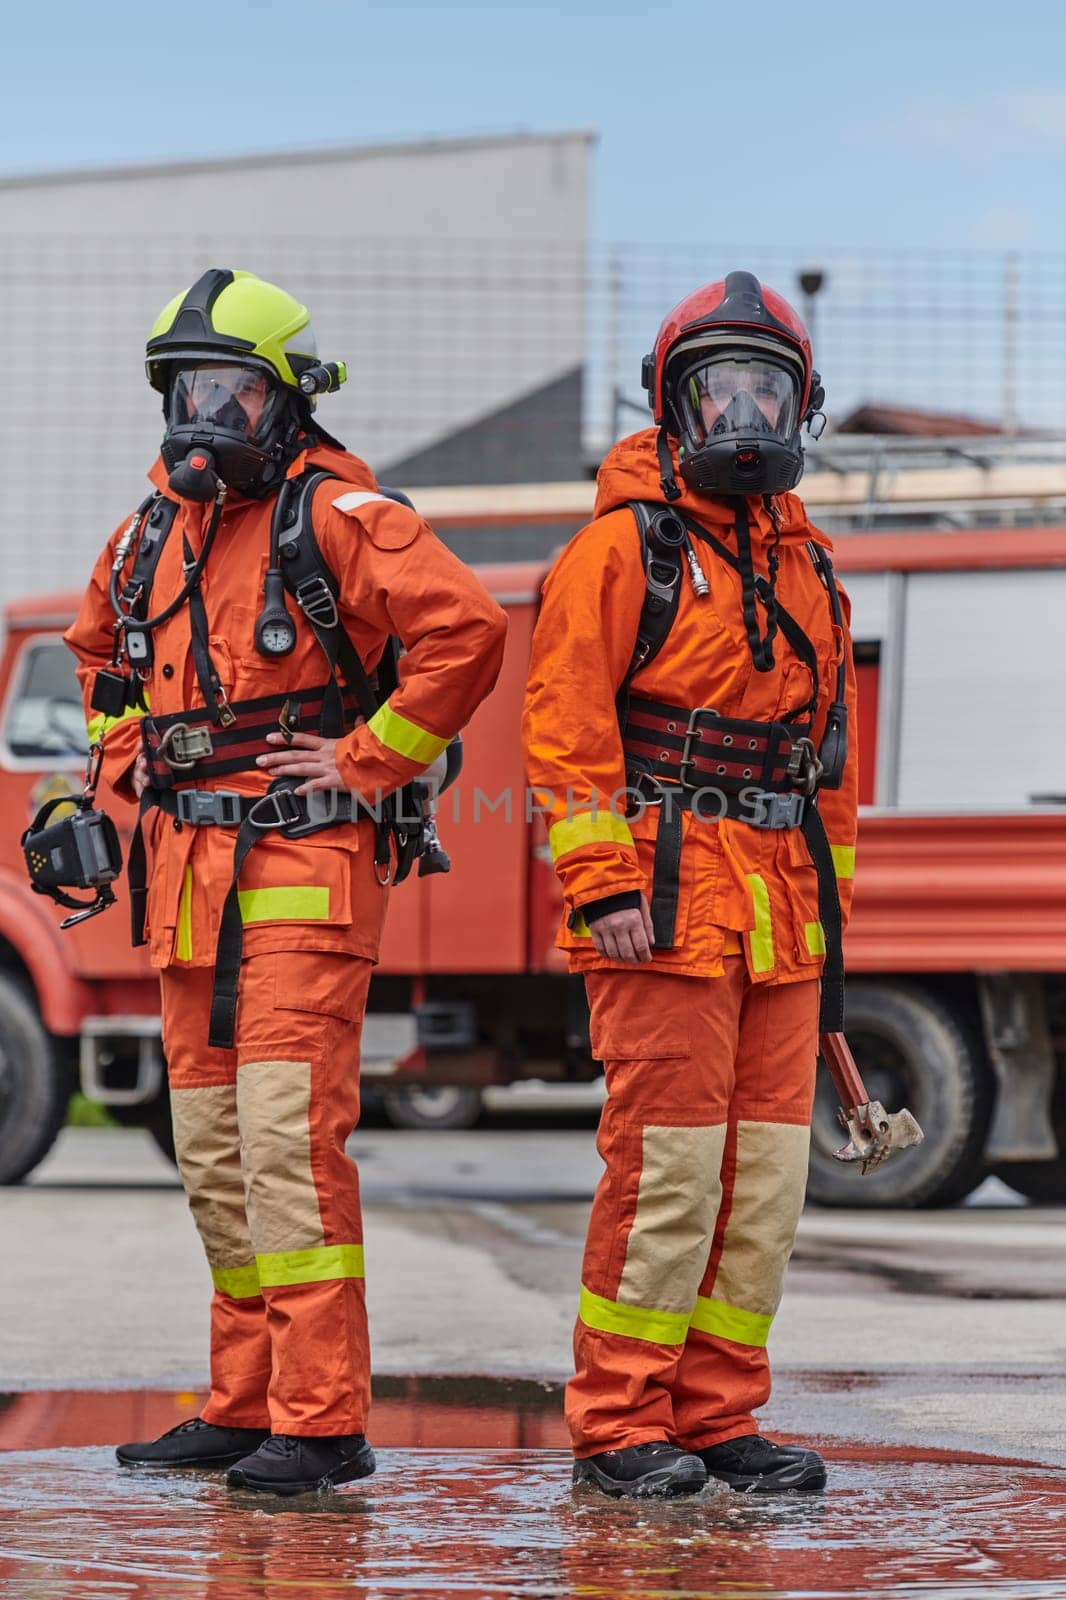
[117,495,181,700]
[615,501,685,728]
[273,470,418,880]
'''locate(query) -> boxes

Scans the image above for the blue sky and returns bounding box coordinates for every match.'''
[2,0,1064,252]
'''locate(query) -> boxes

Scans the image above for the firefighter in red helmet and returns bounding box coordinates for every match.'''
[524,271,857,1497]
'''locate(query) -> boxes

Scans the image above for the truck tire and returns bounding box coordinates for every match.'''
[806,981,991,1209]
[380,1084,482,1131]
[0,972,70,1184]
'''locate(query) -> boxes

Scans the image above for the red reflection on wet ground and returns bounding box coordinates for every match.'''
[0,1375,570,1453]
[0,1380,1064,1599]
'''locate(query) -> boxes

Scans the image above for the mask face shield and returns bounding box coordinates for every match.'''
[161,360,296,499]
[167,363,285,443]
[678,355,801,446]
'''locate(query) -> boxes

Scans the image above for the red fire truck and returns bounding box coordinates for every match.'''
[3,438,1065,1206]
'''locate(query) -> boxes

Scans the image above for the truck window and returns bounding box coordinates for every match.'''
[2,637,88,765]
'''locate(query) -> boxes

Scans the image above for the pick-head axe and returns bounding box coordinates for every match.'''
[819,1030,924,1175]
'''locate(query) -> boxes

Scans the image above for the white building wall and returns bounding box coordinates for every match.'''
[0,132,591,605]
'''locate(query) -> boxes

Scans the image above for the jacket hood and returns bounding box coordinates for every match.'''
[147,440,379,502]
[593,428,829,547]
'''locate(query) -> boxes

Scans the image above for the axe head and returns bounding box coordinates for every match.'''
[821,1031,925,1176]
[833,1100,925,1174]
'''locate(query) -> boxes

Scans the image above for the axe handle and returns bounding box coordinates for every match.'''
[819,1030,870,1114]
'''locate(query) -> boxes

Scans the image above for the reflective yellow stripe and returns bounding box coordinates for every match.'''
[578,1284,690,1346]
[176,867,193,962]
[211,1262,261,1300]
[237,886,330,924]
[690,1295,773,1349]
[830,844,855,879]
[367,703,449,765]
[256,1244,365,1288]
[549,811,634,862]
[746,873,775,974]
[805,920,826,957]
[86,698,146,744]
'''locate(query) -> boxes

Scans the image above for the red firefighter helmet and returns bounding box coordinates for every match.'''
[641,271,825,497]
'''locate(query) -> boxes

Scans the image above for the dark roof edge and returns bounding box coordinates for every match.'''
[0,128,598,193]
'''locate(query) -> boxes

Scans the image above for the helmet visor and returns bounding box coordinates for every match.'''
[679,356,800,444]
[167,363,281,442]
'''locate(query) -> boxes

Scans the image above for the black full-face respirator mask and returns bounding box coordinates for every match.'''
[668,339,826,498]
[161,361,301,501]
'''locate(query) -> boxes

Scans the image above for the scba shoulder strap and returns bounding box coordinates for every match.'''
[89,494,182,718]
[271,470,434,887]
[271,470,397,734]
[615,501,686,729]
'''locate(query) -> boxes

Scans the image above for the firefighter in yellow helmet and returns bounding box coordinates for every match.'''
[66,268,506,1494]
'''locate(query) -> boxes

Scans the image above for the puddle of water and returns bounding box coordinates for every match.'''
[0,1381,1063,1599]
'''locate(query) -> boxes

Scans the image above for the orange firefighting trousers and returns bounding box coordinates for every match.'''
[569,954,818,1457]
[161,950,372,1437]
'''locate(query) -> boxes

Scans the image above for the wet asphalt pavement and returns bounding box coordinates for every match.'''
[2,1126,1066,1596]
[3,1423,1066,1598]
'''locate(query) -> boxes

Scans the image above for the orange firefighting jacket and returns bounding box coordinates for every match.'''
[66,442,507,970]
[522,429,858,986]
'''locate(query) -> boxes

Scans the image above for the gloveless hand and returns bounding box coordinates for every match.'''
[131,752,149,799]
[590,896,656,963]
[257,731,345,794]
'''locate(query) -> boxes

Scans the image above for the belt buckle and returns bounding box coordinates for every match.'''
[247,785,305,831]
[157,722,214,771]
[281,788,346,837]
[748,790,805,830]
[679,707,719,786]
[176,789,243,827]
[295,574,339,630]
[785,736,824,798]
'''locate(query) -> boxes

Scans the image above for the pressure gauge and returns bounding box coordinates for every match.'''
[257,617,297,656]
[254,569,297,657]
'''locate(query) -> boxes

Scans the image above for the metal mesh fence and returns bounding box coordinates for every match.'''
[587,244,1066,451]
[1,235,1063,604]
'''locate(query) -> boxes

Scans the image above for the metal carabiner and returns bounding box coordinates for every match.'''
[785,736,824,797]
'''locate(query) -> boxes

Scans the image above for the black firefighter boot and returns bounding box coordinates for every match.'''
[116,1417,270,1469]
[226,1433,377,1495]
[573,1441,707,1499]
[696,1434,826,1493]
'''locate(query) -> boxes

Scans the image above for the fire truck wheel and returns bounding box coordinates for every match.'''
[806,981,992,1210]
[380,1084,483,1131]
[0,971,70,1185]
